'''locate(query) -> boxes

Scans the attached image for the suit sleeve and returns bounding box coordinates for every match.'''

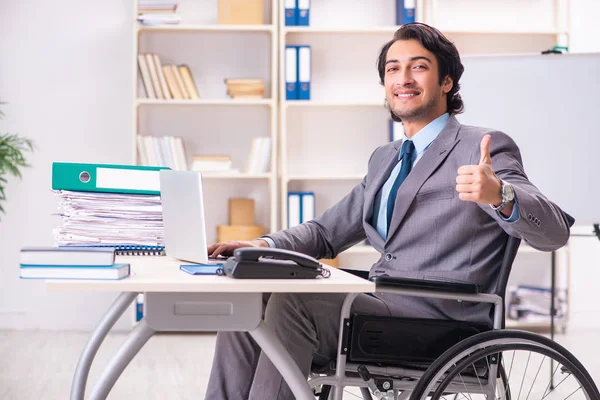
[477,131,571,251]
[263,148,382,258]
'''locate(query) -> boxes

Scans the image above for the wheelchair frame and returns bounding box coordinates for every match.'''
[308,285,505,399]
[308,213,598,400]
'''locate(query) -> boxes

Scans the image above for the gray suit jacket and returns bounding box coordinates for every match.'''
[266,115,571,324]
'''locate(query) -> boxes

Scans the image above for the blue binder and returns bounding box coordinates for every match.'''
[285,0,297,26]
[298,45,311,100]
[297,0,310,26]
[285,46,298,100]
[396,0,416,25]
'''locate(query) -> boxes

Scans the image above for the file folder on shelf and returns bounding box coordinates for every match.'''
[287,191,315,228]
[52,162,169,195]
[284,0,297,26]
[301,192,315,222]
[285,46,299,100]
[389,119,404,142]
[297,0,310,26]
[396,0,416,25]
[298,45,311,100]
[288,192,301,228]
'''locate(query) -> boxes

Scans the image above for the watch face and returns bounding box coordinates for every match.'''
[503,182,515,202]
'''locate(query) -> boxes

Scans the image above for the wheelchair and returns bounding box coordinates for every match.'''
[308,216,600,400]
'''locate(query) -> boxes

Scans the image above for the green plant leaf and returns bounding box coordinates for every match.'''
[0,124,35,218]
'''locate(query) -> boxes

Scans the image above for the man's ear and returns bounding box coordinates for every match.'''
[442,76,453,94]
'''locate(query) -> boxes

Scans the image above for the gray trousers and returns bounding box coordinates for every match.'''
[204,292,397,400]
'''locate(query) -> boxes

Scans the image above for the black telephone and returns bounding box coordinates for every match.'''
[222,248,330,279]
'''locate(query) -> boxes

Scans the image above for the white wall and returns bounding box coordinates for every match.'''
[1,0,599,331]
[0,0,135,330]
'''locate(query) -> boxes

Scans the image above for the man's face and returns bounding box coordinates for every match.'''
[384,39,452,122]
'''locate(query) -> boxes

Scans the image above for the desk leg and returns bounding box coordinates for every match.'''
[249,321,315,400]
[88,318,156,400]
[70,291,138,400]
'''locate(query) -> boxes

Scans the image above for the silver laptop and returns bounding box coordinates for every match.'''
[159,170,224,264]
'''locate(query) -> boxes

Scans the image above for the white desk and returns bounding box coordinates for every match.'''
[45,256,375,400]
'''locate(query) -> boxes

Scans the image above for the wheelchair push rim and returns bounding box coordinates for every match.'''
[410,330,599,400]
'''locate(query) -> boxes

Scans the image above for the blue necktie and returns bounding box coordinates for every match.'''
[386,139,415,233]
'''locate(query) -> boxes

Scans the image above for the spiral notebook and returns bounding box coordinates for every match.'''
[63,245,165,256]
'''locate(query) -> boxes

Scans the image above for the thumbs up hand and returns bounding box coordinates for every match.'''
[456,134,503,206]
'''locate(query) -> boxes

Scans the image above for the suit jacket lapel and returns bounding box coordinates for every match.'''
[385,115,462,242]
[363,143,401,248]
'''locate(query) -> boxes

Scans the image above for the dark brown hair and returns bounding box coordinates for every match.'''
[377,23,465,121]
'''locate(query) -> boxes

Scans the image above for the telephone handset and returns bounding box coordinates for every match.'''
[222,248,331,279]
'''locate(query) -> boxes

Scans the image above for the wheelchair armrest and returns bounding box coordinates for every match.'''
[369,276,480,294]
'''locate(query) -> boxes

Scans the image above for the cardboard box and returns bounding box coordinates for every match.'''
[229,198,255,225]
[217,225,265,242]
[218,0,264,25]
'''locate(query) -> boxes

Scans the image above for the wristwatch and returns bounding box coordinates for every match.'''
[490,179,515,211]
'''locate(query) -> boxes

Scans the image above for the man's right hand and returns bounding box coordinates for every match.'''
[208,239,269,259]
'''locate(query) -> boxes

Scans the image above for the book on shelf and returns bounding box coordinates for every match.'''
[225,78,265,99]
[138,53,200,100]
[137,0,181,26]
[245,137,271,173]
[191,155,234,173]
[137,135,189,171]
[20,263,130,280]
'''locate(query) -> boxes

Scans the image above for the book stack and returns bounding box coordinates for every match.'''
[138,53,200,100]
[137,0,181,25]
[19,247,130,280]
[246,137,271,173]
[191,155,237,174]
[136,134,189,170]
[51,162,167,255]
[225,78,265,99]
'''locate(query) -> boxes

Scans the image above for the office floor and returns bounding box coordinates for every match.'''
[1,328,599,400]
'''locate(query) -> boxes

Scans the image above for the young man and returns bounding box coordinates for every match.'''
[205,23,571,400]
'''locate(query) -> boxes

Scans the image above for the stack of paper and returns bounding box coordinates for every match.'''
[53,190,164,248]
[137,0,181,25]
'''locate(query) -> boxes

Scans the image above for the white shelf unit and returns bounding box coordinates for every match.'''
[132,0,278,324]
[278,0,569,269]
[133,0,279,241]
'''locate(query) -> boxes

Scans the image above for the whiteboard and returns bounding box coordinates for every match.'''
[456,52,600,224]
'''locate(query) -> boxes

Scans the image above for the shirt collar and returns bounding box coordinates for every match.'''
[398,113,450,159]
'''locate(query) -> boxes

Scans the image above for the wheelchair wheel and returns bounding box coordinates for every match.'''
[410,330,599,400]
